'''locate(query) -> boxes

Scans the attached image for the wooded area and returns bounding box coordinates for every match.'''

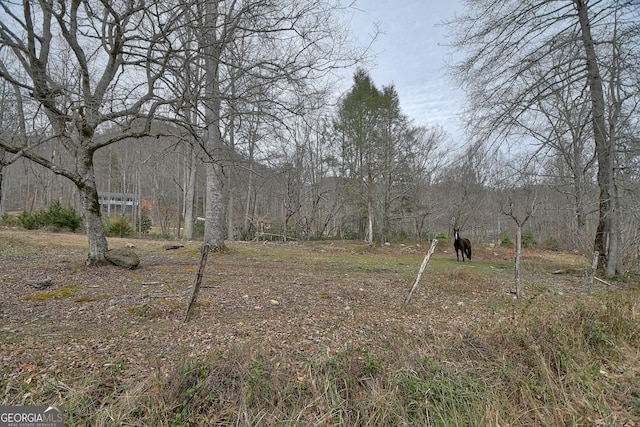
[0,0,639,276]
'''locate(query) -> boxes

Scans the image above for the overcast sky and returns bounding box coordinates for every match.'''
[345,0,465,142]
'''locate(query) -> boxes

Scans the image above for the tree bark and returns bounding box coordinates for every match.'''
[0,153,4,215]
[204,159,225,250]
[182,143,197,241]
[366,170,374,245]
[574,0,620,277]
[82,207,108,265]
[202,1,226,252]
[514,224,522,299]
[77,150,109,265]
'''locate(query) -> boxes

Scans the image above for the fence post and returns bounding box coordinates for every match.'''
[184,243,210,322]
[588,250,599,294]
[403,239,438,306]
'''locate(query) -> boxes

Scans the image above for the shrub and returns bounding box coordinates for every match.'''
[193,219,205,238]
[139,215,152,234]
[40,200,82,231]
[18,210,41,230]
[543,236,561,251]
[522,231,537,248]
[499,235,512,247]
[435,230,450,243]
[1,213,22,227]
[17,201,82,231]
[394,228,410,242]
[104,216,133,237]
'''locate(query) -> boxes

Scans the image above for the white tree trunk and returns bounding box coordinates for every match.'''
[514,225,522,299]
[202,1,226,251]
[182,145,197,241]
[204,156,225,250]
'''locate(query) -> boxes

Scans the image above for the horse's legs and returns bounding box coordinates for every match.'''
[457,246,465,262]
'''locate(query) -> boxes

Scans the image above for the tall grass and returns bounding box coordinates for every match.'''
[2,237,638,425]
[26,290,635,426]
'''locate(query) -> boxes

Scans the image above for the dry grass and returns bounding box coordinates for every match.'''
[1,228,639,426]
[23,285,81,301]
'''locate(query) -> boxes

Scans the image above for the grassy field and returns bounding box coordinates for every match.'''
[1,228,639,426]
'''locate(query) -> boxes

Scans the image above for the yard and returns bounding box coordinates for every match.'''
[1,228,638,426]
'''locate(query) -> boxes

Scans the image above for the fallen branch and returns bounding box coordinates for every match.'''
[403,239,438,306]
[594,276,614,287]
[165,245,184,250]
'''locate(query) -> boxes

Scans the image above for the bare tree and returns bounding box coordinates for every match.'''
[0,0,174,264]
[443,140,493,234]
[176,0,369,250]
[499,157,541,298]
[501,188,537,299]
[159,6,206,241]
[404,125,451,240]
[292,114,343,240]
[448,0,640,277]
[510,38,597,237]
[0,77,16,215]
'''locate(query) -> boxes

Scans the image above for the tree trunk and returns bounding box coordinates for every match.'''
[381,169,391,245]
[575,0,620,277]
[202,2,225,252]
[182,144,197,241]
[226,173,234,241]
[243,163,254,238]
[78,172,109,265]
[514,224,522,299]
[0,150,4,215]
[204,155,225,251]
[366,171,374,245]
[226,113,236,241]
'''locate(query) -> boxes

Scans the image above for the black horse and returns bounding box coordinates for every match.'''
[453,228,472,262]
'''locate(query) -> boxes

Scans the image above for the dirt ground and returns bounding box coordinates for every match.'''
[0,227,629,411]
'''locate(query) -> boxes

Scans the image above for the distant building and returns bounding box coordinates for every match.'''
[98,192,138,213]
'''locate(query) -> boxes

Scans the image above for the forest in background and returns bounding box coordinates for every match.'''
[1,0,639,273]
[0,106,627,265]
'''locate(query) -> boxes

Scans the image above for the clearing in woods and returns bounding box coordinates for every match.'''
[1,228,638,425]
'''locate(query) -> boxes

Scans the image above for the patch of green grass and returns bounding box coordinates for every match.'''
[74,295,111,303]
[126,303,163,319]
[126,299,183,319]
[24,285,81,301]
[394,360,487,426]
[0,245,37,258]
